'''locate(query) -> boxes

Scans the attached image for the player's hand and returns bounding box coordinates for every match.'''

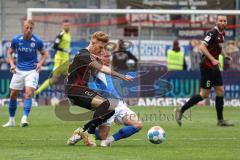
[36,63,42,72]
[10,65,16,74]
[123,75,133,81]
[225,56,232,61]
[211,58,219,66]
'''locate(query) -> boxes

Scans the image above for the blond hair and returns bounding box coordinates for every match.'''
[24,20,35,26]
[92,31,109,43]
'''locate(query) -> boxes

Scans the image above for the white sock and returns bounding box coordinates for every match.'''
[21,115,28,122]
[108,136,115,142]
[9,117,15,122]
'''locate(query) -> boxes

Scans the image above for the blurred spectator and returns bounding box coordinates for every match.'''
[223,41,238,71]
[225,40,238,54]
[167,40,187,71]
[224,40,240,71]
[189,40,201,71]
[112,39,138,71]
[236,40,240,51]
[0,55,4,69]
[0,54,10,70]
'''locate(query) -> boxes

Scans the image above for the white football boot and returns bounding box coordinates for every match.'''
[100,136,114,147]
[2,118,15,127]
[67,128,82,145]
[20,116,29,127]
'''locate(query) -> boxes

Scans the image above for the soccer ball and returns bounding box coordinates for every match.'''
[50,97,60,106]
[147,126,166,144]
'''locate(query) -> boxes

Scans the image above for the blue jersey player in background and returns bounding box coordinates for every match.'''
[3,20,48,127]
[67,49,142,146]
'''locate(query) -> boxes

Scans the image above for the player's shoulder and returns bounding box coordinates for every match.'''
[74,49,93,62]
[12,34,23,41]
[31,34,43,42]
[59,30,65,35]
[57,30,65,37]
[77,49,90,56]
[206,27,218,36]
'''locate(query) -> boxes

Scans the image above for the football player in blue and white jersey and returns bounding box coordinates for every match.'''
[67,49,142,146]
[3,20,48,127]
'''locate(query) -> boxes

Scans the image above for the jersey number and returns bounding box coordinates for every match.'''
[85,91,94,97]
[206,80,211,88]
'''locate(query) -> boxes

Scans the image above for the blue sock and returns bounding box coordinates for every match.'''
[9,99,17,117]
[94,128,102,140]
[113,125,139,141]
[23,98,32,117]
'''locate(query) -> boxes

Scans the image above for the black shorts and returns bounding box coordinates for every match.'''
[65,85,99,110]
[200,68,223,89]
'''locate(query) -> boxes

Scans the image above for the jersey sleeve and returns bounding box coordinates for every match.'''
[53,31,64,51]
[37,39,44,51]
[79,50,93,65]
[202,30,217,46]
[10,37,17,50]
[69,50,92,72]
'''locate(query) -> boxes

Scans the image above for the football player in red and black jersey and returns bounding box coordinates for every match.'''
[65,31,132,146]
[175,15,234,127]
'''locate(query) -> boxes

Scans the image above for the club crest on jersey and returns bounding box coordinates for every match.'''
[30,42,35,48]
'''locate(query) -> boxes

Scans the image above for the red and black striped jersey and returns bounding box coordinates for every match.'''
[201,27,225,69]
[67,49,99,86]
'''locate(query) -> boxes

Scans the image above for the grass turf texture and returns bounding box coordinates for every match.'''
[0,106,239,160]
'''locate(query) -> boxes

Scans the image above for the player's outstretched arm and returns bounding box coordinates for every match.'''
[90,61,133,81]
[7,48,16,74]
[36,50,49,72]
[199,43,219,66]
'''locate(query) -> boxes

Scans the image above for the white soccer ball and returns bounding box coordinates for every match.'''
[147,126,166,144]
[50,97,60,106]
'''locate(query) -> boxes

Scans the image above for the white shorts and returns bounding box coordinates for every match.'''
[10,68,39,90]
[104,100,138,126]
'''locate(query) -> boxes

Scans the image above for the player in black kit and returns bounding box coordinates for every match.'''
[65,31,132,146]
[175,15,234,127]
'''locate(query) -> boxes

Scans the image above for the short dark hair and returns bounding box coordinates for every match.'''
[63,19,69,23]
[216,15,227,20]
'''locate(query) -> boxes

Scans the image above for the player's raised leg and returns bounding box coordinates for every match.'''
[175,88,209,126]
[35,58,61,95]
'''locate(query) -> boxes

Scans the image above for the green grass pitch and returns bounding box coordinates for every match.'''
[0,106,239,160]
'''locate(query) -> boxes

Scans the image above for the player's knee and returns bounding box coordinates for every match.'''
[25,92,33,98]
[103,100,110,108]
[216,88,224,96]
[135,121,143,130]
[51,76,58,84]
[99,132,108,140]
[93,100,111,119]
[97,100,110,112]
[200,92,209,99]
[10,91,18,99]
[132,121,143,130]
